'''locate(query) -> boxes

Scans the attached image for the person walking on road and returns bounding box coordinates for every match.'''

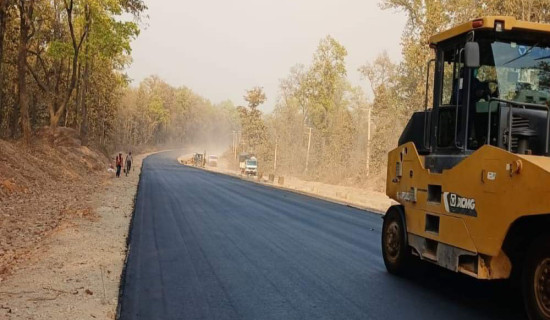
[125,152,133,176]
[116,152,123,178]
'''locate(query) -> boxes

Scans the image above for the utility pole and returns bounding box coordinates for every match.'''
[239,131,242,152]
[305,127,312,173]
[232,131,237,160]
[239,131,245,154]
[274,138,278,172]
[366,107,371,177]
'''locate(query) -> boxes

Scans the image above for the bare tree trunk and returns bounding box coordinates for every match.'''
[17,0,32,144]
[0,0,8,138]
[101,94,105,145]
[75,62,82,128]
[49,0,89,130]
[80,45,90,145]
[9,95,19,138]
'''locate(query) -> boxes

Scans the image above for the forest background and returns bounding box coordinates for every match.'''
[1,0,549,189]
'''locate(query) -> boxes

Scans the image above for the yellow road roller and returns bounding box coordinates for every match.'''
[382,16,550,320]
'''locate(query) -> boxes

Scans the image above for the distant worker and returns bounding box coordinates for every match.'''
[116,152,123,178]
[125,152,133,176]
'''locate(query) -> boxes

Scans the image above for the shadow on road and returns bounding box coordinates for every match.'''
[400,261,525,319]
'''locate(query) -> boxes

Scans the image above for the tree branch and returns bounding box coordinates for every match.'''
[26,49,49,80]
[26,60,47,92]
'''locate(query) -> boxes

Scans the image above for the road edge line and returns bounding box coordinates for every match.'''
[115,154,148,320]
[181,163,385,215]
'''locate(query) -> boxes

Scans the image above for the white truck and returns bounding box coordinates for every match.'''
[239,153,257,176]
[244,157,257,176]
[207,155,218,167]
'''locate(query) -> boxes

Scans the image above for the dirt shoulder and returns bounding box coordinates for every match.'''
[0,153,146,319]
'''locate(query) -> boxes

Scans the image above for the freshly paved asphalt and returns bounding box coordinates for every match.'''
[118,151,525,320]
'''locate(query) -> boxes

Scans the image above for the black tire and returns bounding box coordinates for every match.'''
[523,234,550,320]
[382,206,411,275]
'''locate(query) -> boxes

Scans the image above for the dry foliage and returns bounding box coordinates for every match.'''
[116,76,240,152]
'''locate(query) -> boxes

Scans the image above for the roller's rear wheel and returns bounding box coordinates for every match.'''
[523,235,550,320]
[382,206,410,275]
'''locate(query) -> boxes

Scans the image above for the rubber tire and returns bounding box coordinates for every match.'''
[382,206,411,275]
[522,234,550,320]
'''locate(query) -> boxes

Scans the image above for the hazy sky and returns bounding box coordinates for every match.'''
[126,0,407,111]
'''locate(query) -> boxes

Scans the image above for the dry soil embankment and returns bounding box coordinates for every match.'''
[0,133,146,319]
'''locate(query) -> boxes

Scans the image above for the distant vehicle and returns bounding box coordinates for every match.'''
[244,157,258,176]
[238,153,257,176]
[207,155,218,167]
[238,152,250,173]
[193,153,205,167]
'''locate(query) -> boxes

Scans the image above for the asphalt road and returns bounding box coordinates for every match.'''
[118,151,525,320]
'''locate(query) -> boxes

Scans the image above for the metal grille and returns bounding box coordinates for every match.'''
[510,116,530,152]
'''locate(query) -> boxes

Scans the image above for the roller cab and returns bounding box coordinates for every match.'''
[382,17,550,320]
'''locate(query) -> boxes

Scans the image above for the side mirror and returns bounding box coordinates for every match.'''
[464,42,480,68]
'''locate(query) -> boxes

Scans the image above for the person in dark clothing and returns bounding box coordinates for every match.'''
[125,152,133,176]
[450,67,490,106]
[471,68,492,102]
[450,67,493,149]
[116,152,123,178]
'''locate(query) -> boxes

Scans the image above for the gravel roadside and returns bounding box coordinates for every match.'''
[0,154,146,320]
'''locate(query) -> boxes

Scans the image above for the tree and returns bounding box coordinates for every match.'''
[264,36,365,182]
[0,0,146,147]
[115,76,238,150]
[77,0,140,145]
[0,0,11,136]
[16,0,33,144]
[379,0,550,118]
[308,35,347,131]
[26,0,90,131]
[243,87,266,109]
[239,87,267,153]
[359,52,403,174]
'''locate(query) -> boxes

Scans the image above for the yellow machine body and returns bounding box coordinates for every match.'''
[387,143,550,279]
